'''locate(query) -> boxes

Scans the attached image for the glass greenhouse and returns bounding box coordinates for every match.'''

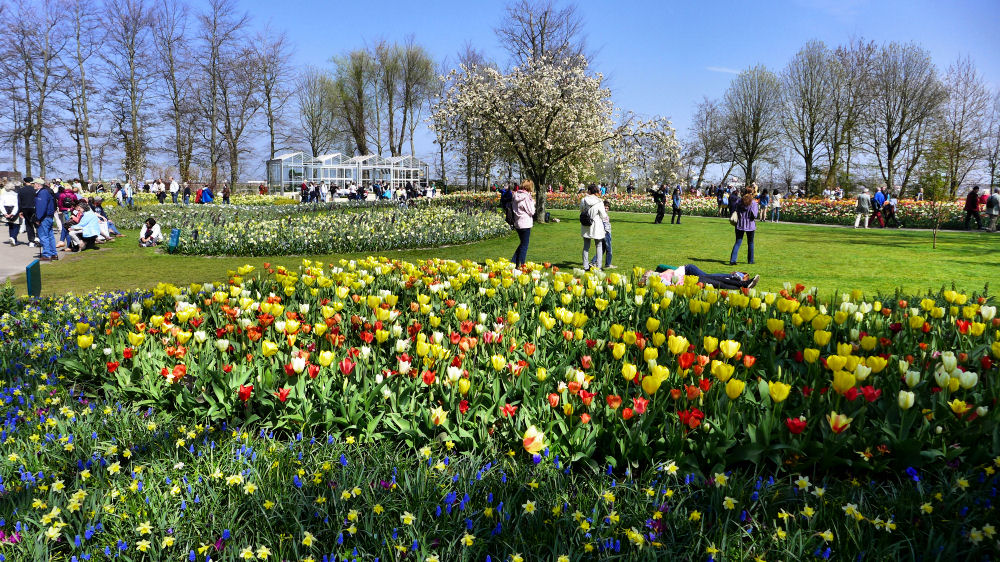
[266,152,428,191]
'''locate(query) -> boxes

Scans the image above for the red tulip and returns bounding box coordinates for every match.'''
[579,390,595,406]
[579,413,591,424]
[622,407,634,420]
[580,355,593,370]
[523,342,536,356]
[274,387,291,402]
[633,397,649,415]
[459,399,469,414]
[237,384,253,402]
[422,370,436,385]
[307,364,320,379]
[785,417,807,434]
[339,357,356,376]
[107,361,119,374]
[548,393,560,408]
[606,395,622,410]
[501,403,518,417]
[678,352,695,370]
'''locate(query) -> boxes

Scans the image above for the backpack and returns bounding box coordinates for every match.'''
[500,190,516,227]
[579,202,594,227]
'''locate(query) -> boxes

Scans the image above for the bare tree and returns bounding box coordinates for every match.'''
[63,0,101,183]
[153,0,197,183]
[331,49,374,155]
[689,97,725,189]
[780,40,832,193]
[296,68,340,157]
[723,65,783,184]
[197,0,249,186]
[103,0,157,183]
[216,47,263,186]
[255,28,294,160]
[495,0,587,65]
[938,56,990,195]
[985,90,1000,189]
[824,39,874,189]
[864,42,947,195]
[375,41,403,156]
[398,37,435,157]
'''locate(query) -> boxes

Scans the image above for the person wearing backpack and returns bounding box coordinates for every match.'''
[499,184,516,228]
[580,185,608,271]
[510,180,536,267]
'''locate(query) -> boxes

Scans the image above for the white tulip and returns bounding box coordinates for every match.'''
[958,370,978,389]
[980,305,996,321]
[215,339,230,353]
[904,371,921,388]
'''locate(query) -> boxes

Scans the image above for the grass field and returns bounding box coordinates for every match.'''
[12,209,1000,296]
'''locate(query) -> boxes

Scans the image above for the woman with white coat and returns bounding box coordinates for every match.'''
[579,185,608,271]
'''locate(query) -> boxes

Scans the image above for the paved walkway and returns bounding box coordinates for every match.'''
[0,237,45,283]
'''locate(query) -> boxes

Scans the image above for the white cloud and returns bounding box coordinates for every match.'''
[706,66,741,75]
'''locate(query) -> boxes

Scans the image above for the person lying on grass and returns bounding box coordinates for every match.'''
[640,263,759,290]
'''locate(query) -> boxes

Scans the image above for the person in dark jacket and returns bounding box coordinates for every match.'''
[33,179,58,261]
[670,187,682,224]
[648,184,667,224]
[17,178,37,246]
[964,186,983,230]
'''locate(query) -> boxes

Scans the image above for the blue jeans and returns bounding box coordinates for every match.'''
[512,228,531,266]
[38,216,56,258]
[183,195,190,205]
[685,264,746,290]
[771,208,780,222]
[730,229,755,264]
[171,192,178,204]
[590,231,612,267]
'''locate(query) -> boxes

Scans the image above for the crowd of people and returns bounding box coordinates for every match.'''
[292,180,439,203]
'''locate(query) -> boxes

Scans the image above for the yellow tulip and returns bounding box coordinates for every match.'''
[831,370,856,394]
[621,363,637,382]
[75,322,91,335]
[710,360,734,382]
[702,336,718,353]
[650,364,669,382]
[609,324,624,340]
[667,335,690,355]
[825,355,846,372]
[836,342,852,357]
[643,347,659,362]
[611,343,626,360]
[651,332,666,347]
[261,341,279,357]
[766,318,784,335]
[645,317,660,333]
[865,356,888,373]
[77,334,94,349]
[908,315,925,329]
[313,323,327,337]
[802,348,820,364]
[523,426,545,454]
[860,336,877,351]
[719,340,740,359]
[127,332,146,347]
[430,406,447,426]
[490,355,506,371]
[948,398,971,415]
[176,331,192,345]
[317,351,334,367]
[992,341,1000,359]
[768,381,791,403]
[535,368,547,382]
[641,375,662,395]
[458,379,471,395]
[826,411,853,434]
[725,378,746,399]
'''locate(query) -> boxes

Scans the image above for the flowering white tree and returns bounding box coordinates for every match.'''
[431,54,627,220]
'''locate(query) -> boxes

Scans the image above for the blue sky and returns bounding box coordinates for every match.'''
[233,0,999,171]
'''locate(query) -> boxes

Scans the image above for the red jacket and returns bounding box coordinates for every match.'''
[965,191,980,211]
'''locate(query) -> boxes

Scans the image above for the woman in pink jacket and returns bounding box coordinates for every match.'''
[511,180,536,267]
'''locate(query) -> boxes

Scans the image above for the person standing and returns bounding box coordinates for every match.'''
[510,180,536,267]
[169,177,179,204]
[588,200,614,269]
[182,182,191,205]
[17,177,37,247]
[2,183,20,245]
[580,185,608,271]
[854,187,871,229]
[729,185,759,265]
[649,184,666,224]
[33,178,58,261]
[964,186,983,230]
[984,187,999,232]
[670,187,682,224]
[771,190,782,222]
[124,181,134,208]
[758,189,770,222]
[915,187,924,201]
[222,184,231,204]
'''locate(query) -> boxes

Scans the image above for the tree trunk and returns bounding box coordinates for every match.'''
[695,154,709,190]
[35,107,45,177]
[439,142,446,186]
[77,32,94,183]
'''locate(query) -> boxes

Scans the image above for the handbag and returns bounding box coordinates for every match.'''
[729,211,739,226]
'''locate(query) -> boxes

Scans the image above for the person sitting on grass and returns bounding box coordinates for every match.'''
[67,201,101,252]
[640,264,759,290]
[139,217,163,247]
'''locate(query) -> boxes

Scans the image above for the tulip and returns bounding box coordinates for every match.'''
[523,425,545,454]
[785,417,807,434]
[339,357,356,376]
[214,339,230,353]
[768,381,791,403]
[980,305,996,321]
[825,354,846,372]
[429,406,447,426]
[261,340,279,357]
[904,371,921,388]
[274,387,291,402]
[854,364,871,381]
[725,378,746,400]
[940,352,957,373]
[710,360,734,383]
[958,370,978,389]
[193,330,208,344]
[290,356,306,374]
[826,411,853,434]
[641,375,662,395]
[802,348,820,363]
[718,340,740,359]
[897,390,915,410]
[317,351,334,367]
[621,363,637,382]
[237,384,253,402]
[948,398,972,416]
[611,343,626,360]
[865,356,887,373]
[490,355,506,371]
[702,336,718,353]
[645,317,660,333]
[832,370,855,394]
[933,368,951,389]
[609,324,624,340]
[458,378,471,395]
[766,318,784,335]
[127,331,146,347]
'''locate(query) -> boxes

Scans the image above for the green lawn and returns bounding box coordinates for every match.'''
[13,209,1000,296]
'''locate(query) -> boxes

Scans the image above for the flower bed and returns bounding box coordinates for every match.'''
[3,260,1000,559]
[52,258,1000,475]
[442,192,975,229]
[105,203,509,256]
